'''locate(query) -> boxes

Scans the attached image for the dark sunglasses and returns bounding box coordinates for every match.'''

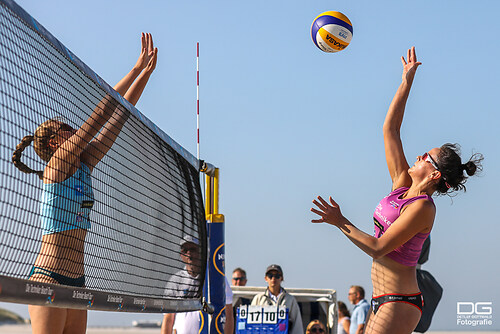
[232,277,246,281]
[310,327,325,333]
[58,123,74,133]
[181,246,199,254]
[266,273,282,279]
[422,152,440,171]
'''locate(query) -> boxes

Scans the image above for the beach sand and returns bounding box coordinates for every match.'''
[0,325,499,334]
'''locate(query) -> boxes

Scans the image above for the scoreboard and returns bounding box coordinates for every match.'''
[236,305,289,333]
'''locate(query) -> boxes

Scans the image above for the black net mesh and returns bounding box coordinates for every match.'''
[0,0,206,310]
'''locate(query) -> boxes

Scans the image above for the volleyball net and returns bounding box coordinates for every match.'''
[0,0,207,312]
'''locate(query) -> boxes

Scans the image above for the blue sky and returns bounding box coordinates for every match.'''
[1,0,499,331]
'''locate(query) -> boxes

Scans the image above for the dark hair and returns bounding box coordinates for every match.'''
[233,267,247,278]
[338,301,351,318]
[435,143,483,195]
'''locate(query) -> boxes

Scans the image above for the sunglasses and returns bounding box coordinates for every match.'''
[58,123,74,133]
[181,246,199,254]
[232,277,246,281]
[422,152,440,171]
[266,273,282,279]
[310,327,325,333]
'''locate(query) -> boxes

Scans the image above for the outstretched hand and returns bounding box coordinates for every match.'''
[401,46,422,84]
[135,33,157,72]
[311,195,345,227]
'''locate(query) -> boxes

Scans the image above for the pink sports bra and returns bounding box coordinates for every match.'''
[373,187,434,266]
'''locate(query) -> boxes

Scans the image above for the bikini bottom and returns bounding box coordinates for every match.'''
[371,293,423,315]
[29,266,85,287]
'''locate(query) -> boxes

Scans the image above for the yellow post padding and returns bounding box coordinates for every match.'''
[205,173,212,217]
[205,168,221,218]
[206,213,225,223]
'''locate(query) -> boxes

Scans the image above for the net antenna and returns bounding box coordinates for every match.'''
[197,42,200,161]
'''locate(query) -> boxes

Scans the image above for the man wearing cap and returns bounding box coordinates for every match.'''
[161,236,203,334]
[251,264,303,334]
[161,236,234,334]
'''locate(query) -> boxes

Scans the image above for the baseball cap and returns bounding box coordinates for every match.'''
[265,264,283,276]
[180,235,199,248]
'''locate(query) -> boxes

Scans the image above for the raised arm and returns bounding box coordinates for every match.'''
[45,94,118,182]
[113,33,154,96]
[383,47,421,190]
[311,195,434,259]
[81,34,158,170]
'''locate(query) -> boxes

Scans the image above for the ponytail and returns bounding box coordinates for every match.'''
[12,135,44,180]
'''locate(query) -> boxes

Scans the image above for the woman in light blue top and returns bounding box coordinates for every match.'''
[12,33,158,334]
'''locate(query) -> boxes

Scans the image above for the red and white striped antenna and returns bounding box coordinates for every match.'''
[196,42,200,160]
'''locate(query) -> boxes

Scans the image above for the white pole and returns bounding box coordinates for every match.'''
[197,42,200,161]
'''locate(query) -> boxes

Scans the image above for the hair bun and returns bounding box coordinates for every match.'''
[463,161,476,176]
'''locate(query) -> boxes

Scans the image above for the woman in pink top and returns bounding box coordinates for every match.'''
[311,47,483,334]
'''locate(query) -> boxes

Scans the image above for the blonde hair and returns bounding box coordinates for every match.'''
[306,319,326,334]
[12,119,61,179]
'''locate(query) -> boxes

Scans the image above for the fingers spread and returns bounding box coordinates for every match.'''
[318,196,329,208]
[312,198,326,211]
[310,208,324,216]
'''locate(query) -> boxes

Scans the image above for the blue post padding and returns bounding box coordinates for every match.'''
[200,280,209,334]
[201,219,225,333]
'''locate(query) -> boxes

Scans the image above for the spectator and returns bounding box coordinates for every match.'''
[232,267,251,332]
[161,236,202,334]
[306,320,326,334]
[251,264,303,334]
[232,267,247,286]
[348,286,370,334]
[161,236,233,334]
[337,301,351,334]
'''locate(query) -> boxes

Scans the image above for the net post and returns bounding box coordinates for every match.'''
[201,165,226,333]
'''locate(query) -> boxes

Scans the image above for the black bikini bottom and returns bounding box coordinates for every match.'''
[29,266,85,287]
[371,293,423,315]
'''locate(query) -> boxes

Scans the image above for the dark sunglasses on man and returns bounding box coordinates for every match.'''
[310,326,325,333]
[233,277,245,281]
[266,273,282,279]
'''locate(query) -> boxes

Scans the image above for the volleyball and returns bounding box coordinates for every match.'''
[311,11,353,53]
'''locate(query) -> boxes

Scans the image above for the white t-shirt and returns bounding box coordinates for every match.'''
[225,278,233,304]
[164,269,200,298]
[167,275,233,334]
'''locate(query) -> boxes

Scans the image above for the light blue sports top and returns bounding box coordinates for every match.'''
[40,163,94,235]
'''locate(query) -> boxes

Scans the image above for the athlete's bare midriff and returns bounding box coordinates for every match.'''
[32,228,87,277]
[371,256,419,296]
